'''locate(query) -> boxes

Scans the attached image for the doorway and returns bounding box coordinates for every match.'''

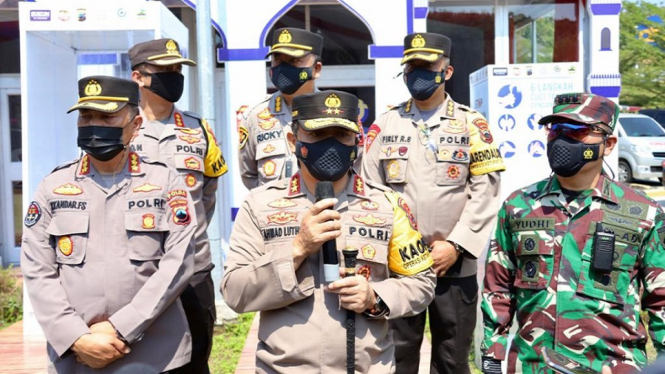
[0,75,21,266]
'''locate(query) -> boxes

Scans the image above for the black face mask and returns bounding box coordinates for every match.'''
[143,71,184,102]
[404,67,444,101]
[77,122,130,162]
[270,63,314,95]
[295,137,357,182]
[547,134,602,177]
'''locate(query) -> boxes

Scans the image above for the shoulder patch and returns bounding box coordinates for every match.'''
[24,201,42,227]
[383,190,432,275]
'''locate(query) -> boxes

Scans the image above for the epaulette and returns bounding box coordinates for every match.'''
[365,179,391,192]
[391,100,410,111]
[182,110,202,121]
[248,95,272,115]
[141,156,167,167]
[51,158,80,173]
[457,103,476,113]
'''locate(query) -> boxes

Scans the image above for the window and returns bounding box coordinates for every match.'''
[428,1,496,105]
[509,0,579,64]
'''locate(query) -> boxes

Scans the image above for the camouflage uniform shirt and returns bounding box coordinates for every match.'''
[481,174,665,374]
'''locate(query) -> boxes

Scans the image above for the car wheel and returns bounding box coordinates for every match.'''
[618,160,633,183]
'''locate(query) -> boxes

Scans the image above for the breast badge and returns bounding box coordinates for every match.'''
[263,160,277,177]
[353,214,386,226]
[184,157,201,171]
[362,244,376,260]
[142,213,156,229]
[53,183,83,195]
[447,165,461,180]
[133,183,162,193]
[387,160,400,179]
[267,211,298,225]
[185,174,197,188]
[445,119,467,134]
[58,236,73,256]
[179,135,201,144]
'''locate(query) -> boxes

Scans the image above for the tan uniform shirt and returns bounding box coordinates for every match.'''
[238,93,297,189]
[361,96,505,277]
[222,172,436,373]
[131,106,227,278]
[21,154,197,373]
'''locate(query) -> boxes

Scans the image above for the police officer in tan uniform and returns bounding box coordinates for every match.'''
[222,90,436,373]
[361,33,506,374]
[238,28,324,189]
[21,76,196,373]
[128,38,227,373]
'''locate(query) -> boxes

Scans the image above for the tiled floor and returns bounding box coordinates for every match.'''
[235,313,432,373]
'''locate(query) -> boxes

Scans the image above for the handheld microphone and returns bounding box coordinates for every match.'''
[315,181,339,283]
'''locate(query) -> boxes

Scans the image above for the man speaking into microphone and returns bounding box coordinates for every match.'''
[222,90,435,373]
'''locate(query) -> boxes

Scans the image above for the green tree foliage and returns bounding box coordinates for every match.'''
[620,1,665,107]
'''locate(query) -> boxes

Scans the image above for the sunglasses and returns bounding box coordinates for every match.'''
[544,123,609,141]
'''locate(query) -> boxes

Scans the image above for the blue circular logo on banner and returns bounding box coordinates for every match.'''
[497,85,523,109]
[527,113,542,130]
[498,114,516,132]
[528,140,546,158]
[499,141,516,158]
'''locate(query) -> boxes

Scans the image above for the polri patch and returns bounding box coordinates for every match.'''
[24,201,42,227]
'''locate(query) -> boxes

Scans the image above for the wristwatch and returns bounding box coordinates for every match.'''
[364,292,389,318]
[448,240,465,254]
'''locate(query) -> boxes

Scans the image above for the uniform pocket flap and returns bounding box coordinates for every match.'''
[46,213,89,236]
[377,145,410,160]
[436,145,471,163]
[124,211,168,232]
[173,154,204,172]
[346,238,388,265]
[255,140,287,160]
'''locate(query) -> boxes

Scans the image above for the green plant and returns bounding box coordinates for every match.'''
[208,312,255,373]
[0,265,23,329]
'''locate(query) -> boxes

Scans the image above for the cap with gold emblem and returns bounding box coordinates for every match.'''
[401,32,451,65]
[292,90,360,134]
[128,38,196,69]
[67,76,139,114]
[265,27,324,58]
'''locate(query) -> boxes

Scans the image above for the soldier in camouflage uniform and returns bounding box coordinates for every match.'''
[481,93,665,374]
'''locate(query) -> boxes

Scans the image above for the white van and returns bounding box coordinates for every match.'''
[617,113,665,183]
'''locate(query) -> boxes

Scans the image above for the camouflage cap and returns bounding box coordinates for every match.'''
[538,93,619,131]
[292,90,360,134]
